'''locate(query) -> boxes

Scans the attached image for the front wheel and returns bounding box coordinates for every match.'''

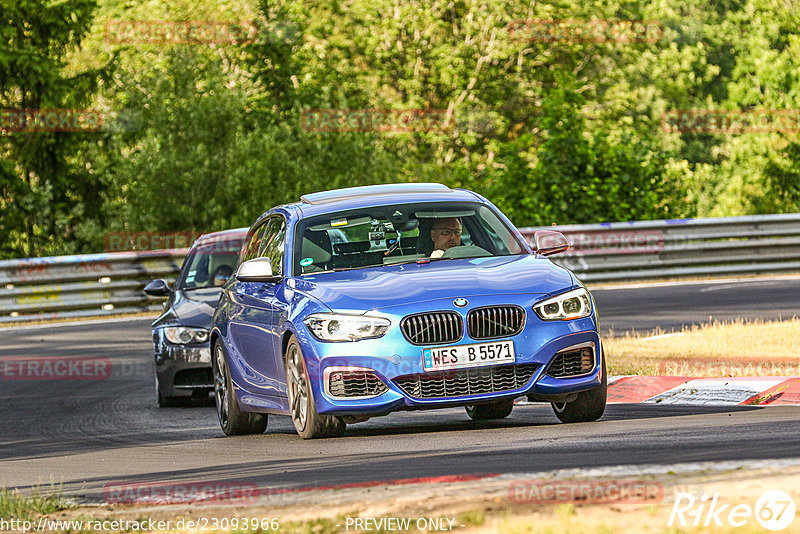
[155,373,187,407]
[551,360,607,423]
[213,341,268,435]
[465,398,514,420]
[285,335,345,439]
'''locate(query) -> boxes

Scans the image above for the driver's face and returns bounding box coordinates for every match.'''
[431,218,462,252]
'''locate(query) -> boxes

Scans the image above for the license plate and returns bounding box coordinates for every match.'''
[422,340,515,372]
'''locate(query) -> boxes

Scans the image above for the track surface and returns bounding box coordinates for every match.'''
[592,276,800,333]
[2,277,799,501]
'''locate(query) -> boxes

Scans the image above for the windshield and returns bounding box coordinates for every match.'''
[294,202,526,275]
[179,237,244,290]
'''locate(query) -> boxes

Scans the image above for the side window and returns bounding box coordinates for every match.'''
[240,222,268,265]
[258,217,287,276]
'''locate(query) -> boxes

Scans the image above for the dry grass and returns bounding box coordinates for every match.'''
[605,318,800,376]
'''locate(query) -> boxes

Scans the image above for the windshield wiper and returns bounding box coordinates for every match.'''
[332,266,372,272]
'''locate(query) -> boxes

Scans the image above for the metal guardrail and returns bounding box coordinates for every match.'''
[518,213,800,282]
[1,213,799,323]
[0,249,187,323]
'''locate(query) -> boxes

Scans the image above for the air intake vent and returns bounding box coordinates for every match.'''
[546,344,595,378]
[401,311,463,345]
[327,370,388,398]
[393,363,539,399]
[467,306,525,340]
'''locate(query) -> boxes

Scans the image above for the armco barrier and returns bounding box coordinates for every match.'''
[0,249,187,323]
[518,213,800,282]
[1,213,799,323]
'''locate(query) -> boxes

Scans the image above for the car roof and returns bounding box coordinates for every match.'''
[194,227,248,246]
[287,183,483,219]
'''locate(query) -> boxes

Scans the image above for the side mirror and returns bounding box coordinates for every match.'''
[143,279,171,297]
[533,230,570,256]
[236,258,282,283]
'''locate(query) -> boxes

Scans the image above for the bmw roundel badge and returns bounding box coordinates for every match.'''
[454,298,468,307]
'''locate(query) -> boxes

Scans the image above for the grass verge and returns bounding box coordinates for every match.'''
[0,486,70,520]
[606,318,800,376]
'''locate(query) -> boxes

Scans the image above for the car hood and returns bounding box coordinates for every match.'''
[170,288,221,328]
[292,255,574,313]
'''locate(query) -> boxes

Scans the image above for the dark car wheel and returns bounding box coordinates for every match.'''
[285,335,345,439]
[213,340,268,435]
[465,398,515,420]
[551,359,607,423]
[155,374,189,408]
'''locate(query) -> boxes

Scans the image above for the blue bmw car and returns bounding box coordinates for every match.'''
[211,183,606,438]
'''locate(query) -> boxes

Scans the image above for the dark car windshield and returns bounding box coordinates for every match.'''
[179,236,244,290]
[294,202,526,275]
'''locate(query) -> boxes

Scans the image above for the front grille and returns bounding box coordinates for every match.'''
[328,370,388,398]
[401,311,463,345]
[393,363,539,399]
[546,345,595,378]
[467,306,525,340]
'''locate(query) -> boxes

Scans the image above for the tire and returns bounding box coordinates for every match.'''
[285,335,345,439]
[551,358,607,423]
[213,340,268,435]
[155,373,188,408]
[465,398,515,420]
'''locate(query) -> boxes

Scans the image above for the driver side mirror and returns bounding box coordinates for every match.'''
[143,279,171,297]
[236,257,282,283]
[533,230,570,256]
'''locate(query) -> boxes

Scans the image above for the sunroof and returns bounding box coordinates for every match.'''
[300,183,453,205]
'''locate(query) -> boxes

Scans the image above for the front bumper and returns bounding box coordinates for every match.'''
[153,331,213,398]
[293,295,602,416]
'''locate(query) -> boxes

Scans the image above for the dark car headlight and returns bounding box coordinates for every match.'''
[164,326,209,345]
[533,288,592,321]
[304,313,390,342]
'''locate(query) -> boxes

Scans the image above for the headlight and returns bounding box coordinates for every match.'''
[164,327,209,345]
[533,288,592,321]
[304,314,390,342]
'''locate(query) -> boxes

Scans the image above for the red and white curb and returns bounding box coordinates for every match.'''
[607,376,800,405]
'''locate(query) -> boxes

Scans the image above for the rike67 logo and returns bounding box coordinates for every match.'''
[669,490,796,531]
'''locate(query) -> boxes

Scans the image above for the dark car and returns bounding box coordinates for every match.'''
[211,183,605,438]
[144,228,247,406]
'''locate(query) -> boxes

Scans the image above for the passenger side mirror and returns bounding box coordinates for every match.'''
[143,279,171,297]
[236,258,282,283]
[533,230,570,256]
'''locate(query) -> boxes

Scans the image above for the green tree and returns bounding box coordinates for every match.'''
[0,0,106,258]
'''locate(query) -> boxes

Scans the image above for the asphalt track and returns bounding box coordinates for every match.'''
[1,276,799,502]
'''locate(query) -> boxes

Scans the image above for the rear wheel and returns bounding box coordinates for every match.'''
[213,341,268,435]
[285,336,345,439]
[551,359,607,423]
[465,398,515,420]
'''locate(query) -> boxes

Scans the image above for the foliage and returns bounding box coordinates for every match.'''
[0,0,107,257]
[1,0,799,258]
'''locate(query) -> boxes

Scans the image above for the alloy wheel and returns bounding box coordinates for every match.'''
[213,344,229,427]
[287,343,308,431]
